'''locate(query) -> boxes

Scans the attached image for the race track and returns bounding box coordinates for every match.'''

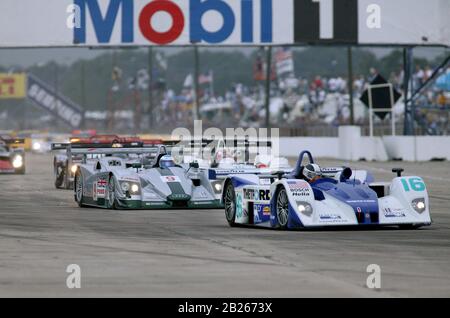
[0,154,449,297]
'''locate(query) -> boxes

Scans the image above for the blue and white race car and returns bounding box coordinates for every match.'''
[221,151,432,230]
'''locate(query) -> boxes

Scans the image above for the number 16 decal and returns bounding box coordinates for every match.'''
[401,178,426,192]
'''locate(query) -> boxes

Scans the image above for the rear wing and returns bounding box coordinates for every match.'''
[52,141,144,151]
[2,138,25,145]
[176,139,272,148]
[208,167,292,180]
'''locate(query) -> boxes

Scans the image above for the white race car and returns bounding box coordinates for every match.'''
[221,151,432,230]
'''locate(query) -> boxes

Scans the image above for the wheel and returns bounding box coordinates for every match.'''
[74,170,85,208]
[54,164,64,189]
[106,175,117,210]
[224,182,237,227]
[275,187,289,230]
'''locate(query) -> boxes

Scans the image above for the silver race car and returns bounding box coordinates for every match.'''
[73,144,222,209]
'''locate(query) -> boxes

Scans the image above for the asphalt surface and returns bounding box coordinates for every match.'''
[0,154,449,297]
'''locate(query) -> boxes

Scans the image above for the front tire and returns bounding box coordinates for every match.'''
[224,182,237,227]
[74,170,85,208]
[275,187,289,230]
[106,175,117,210]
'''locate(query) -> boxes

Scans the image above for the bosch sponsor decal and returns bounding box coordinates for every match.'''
[384,208,406,218]
[93,178,107,200]
[161,175,181,183]
[287,181,311,197]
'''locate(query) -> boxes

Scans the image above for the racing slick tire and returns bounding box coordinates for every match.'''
[64,163,71,190]
[224,181,237,227]
[54,162,64,189]
[275,187,290,230]
[74,170,86,208]
[106,175,118,210]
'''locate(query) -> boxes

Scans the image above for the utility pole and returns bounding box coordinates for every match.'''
[81,60,86,129]
[347,46,355,125]
[193,45,200,121]
[264,46,272,129]
[148,46,154,129]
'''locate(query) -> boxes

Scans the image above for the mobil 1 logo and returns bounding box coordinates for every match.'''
[294,0,358,44]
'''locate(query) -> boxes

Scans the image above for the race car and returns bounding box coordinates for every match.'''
[52,135,143,189]
[0,138,25,174]
[173,138,289,170]
[73,144,222,209]
[172,138,292,199]
[222,150,432,230]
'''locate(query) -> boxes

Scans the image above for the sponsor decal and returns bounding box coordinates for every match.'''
[258,189,271,201]
[161,175,181,183]
[254,204,271,222]
[347,200,376,203]
[0,73,26,99]
[243,189,255,200]
[244,188,270,201]
[319,213,346,224]
[236,192,243,218]
[287,181,311,197]
[73,0,275,45]
[93,178,107,200]
[384,208,406,218]
[259,178,272,186]
[319,214,342,220]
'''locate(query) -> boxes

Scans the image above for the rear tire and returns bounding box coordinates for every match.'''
[275,187,289,230]
[54,163,64,189]
[74,170,86,208]
[224,182,237,227]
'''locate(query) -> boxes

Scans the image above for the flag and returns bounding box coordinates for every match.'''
[183,74,193,88]
[275,47,294,77]
[198,71,213,85]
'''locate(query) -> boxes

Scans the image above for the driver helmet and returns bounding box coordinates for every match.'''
[254,154,271,169]
[303,163,322,181]
[160,155,176,169]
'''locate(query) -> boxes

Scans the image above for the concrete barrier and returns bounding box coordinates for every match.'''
[279,127,448,162]
[383,136,450,161]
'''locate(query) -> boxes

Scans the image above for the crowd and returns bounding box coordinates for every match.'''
[152,65,449,135]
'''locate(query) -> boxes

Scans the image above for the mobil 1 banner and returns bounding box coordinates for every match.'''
[27,74,84,128]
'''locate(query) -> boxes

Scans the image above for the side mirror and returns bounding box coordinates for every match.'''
[190,162,199,169]
[392,168,404,177]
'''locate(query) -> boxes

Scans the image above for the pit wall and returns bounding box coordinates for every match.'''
[279,126,450,162]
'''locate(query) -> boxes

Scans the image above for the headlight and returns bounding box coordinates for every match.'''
[131,184,139,193]
[213,182,222,193]
[12,156,23,168]
[121,182,130,192]
[70,165,78,174]
[32,142,41,151]
[412,198,426,213]
[297,202,313,215]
